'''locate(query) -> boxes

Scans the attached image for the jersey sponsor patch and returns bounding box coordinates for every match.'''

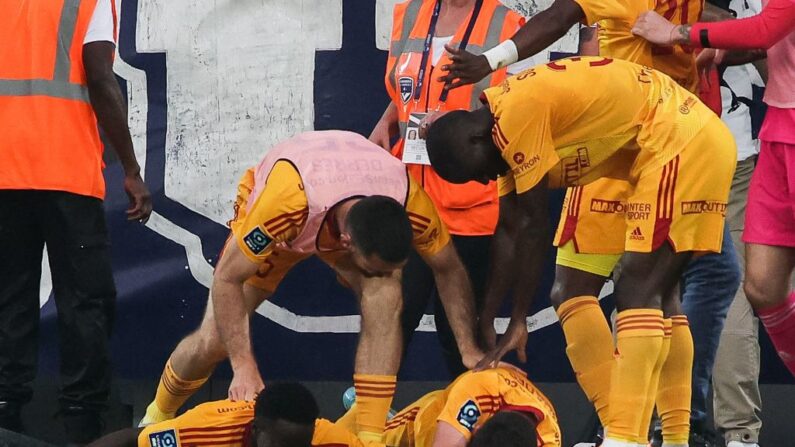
[456,399,481,431]
[243,227,272,254]
[399,77,414,104]
[148,428,179,447]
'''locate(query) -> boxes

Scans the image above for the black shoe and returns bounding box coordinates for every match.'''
[0,401,23,433]
[60,405,103,445]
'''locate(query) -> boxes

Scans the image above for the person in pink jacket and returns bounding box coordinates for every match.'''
[633,0,795,377]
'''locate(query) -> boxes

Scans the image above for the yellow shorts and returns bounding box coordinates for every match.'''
[555,117,735,257]
[228,170,343,293]
[625,118,736,253]
[554,177,630,255]
[555,241,621,277]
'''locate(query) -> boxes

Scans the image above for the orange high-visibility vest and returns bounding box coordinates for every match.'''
[0,0,106,199]
[386,0,523,236]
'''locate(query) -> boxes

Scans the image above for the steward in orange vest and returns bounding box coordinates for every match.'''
[0,0,150,442]
[370,0,528,377]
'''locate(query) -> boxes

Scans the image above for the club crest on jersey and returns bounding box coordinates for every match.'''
[457,399,481,431]
[148,429,179,447]
[243,227,272,255]
[399,77,414,104]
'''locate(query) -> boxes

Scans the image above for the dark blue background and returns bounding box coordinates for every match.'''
[37,0,792,385]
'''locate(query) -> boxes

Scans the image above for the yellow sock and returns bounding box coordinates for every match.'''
[656,316,694,445]
[353,373,396,440]
[557,296,615,426]
[606,309,664,443]
[141,359,208,426]
[636,318,673,443]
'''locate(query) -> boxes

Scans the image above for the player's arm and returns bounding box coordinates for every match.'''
[422,243,487,369]
[370,102,400,151]
[212,240,262,400]
[439,0,585,89]
[84,41,151,222]
[477,178,551,367]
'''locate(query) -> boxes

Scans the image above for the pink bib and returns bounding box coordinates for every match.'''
[252,131,409,254]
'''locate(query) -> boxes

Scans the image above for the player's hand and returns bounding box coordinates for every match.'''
[228,364,264,401]
[632,11,679,46]
[369,120,393,151]
[493,317,529,365]
[461,346,488,370]
[124,172,152,224]
[437,44,492,90]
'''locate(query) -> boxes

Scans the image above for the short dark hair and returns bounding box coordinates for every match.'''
[255,382,319,425]
[346,195,413,264]
[468,411,538,447]
[426,111,472,183]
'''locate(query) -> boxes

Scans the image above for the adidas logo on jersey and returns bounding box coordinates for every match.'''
[630,227,644,241]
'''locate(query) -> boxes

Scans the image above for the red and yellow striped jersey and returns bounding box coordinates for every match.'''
[383,367,561,447]
[138,400,378,447]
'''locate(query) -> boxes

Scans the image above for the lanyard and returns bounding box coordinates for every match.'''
[413,0,484,105]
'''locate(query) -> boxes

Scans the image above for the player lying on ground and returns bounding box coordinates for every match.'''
[340,364,560,447]
[88,382,380,447]
[425,57,736,447]
[140,131,494,441]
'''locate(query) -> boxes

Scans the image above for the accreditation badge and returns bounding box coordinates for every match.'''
[401,112,431,166]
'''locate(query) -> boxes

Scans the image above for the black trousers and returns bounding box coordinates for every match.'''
[401,235,491,378]
[0,190,115,411]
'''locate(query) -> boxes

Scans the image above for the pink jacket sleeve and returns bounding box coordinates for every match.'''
[690,0,795,49]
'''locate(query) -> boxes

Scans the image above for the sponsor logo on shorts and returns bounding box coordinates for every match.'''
[590,199,626,214]
[149,429,179,447]
[626,203,652,220]
[630,227,644,241]
[399,77,414,104]
[681,201,727,216]
[243,227,272,255]
[512,153,541,175]
[457,400,481,431]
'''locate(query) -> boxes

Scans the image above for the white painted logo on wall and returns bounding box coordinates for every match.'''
[42,0,594,334]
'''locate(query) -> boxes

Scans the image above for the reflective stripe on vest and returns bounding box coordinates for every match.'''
[389,2,512,127]
[0,0,89,102]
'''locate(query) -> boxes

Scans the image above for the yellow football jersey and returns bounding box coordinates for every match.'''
[383,367,561,447]
[575,0,702,91]
[483,57,713,196]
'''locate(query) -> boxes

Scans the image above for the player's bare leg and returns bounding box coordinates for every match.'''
[605,244,692,446]
[336,262,403,442]
[551,265,614,426]
[744,243,795,375]
[140,284,268,425]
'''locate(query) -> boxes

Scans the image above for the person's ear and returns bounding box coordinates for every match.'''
[340,232,352,250]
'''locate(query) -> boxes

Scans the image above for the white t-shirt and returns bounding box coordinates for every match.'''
[720,0,764,161]
[83,0,115,44]
[431,35,539,75]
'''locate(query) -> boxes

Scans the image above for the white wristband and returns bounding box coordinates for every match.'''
[482,39,519,71]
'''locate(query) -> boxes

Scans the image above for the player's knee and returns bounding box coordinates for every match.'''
[743,277,780,310]
[549,282,569,309]
[192,326,227,363]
